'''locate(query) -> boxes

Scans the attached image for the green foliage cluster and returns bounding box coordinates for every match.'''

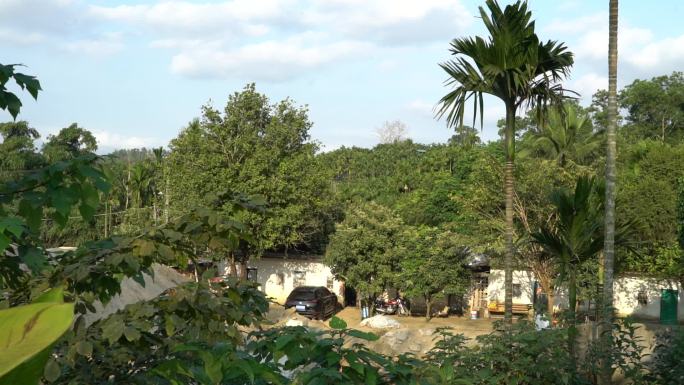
[167,84,338,267]
[646,328,684,384]
[398,226,470,319]
[324,202,404,303]
[0,64,41,119]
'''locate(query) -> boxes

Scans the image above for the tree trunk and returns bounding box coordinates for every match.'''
[568,269,578,378]
[240,259,248,280]
[104,199,108,238]
[164,176,170,224]
[547,289,555,322]
[602,0,619,383]
[229,253,237,277]
[125,161,131,211]
[425,296,432,322]
[503,103,517,324]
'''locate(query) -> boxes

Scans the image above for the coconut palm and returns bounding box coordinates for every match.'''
[437,0,574,322]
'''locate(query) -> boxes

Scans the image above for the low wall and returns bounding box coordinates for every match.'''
[488,269,683,321]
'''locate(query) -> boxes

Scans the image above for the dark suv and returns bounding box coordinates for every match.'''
[285,286,338,320]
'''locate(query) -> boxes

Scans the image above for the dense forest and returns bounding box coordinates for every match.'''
[5,72,681,282]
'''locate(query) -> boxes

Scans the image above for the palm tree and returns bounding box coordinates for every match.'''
[533,176,634,379]
[532,177,603,374]
[437,0,574,322]
[602,0,619,382]
[521,103,601,167]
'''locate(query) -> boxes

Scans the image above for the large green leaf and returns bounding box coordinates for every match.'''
[0,301,74,385]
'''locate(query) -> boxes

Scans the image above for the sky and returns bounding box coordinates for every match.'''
[2,0,683,153]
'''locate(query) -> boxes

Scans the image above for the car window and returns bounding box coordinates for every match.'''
[290,288,315,300]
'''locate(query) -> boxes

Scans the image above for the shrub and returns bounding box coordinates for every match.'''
[646,327,684,385]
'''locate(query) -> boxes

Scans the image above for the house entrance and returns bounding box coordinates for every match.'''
[344,285,357,307]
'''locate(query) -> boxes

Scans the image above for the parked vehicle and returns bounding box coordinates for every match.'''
[374,296,410,316]
[285,286,338,320]
[396,297,410,316]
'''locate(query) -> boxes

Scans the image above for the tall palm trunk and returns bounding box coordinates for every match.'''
[568,269,578,378]
[601,0,619,383]
[504,104,516,323]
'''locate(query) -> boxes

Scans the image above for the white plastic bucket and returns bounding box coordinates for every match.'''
[470,310,478,319]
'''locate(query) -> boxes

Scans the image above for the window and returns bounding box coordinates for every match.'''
[637,291,648,306]
[326,276,335,291]
[293,271,306,287]
[512,284,522,298]
[246,268,258,282]
[276,272,285,287]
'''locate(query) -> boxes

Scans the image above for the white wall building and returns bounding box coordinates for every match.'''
[220,256,344,305]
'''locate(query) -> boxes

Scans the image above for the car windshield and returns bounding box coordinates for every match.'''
[290,288,316,300]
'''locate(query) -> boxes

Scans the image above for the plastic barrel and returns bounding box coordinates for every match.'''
[660,289,678,325]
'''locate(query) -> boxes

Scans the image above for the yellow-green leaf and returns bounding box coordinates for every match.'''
[0,302,74,385]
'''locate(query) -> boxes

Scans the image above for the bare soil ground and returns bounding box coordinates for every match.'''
[265,305,496,356]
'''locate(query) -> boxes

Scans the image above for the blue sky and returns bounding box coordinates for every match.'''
[2,0,683,152]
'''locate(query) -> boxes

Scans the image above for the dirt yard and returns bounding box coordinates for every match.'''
[265,305,496,356]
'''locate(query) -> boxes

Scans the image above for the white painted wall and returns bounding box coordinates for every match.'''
[219,257,344,305]
[488,269,683,320]
[613,276,683,320]
[487,269,536,304]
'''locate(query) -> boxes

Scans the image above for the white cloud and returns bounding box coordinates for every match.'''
[546,13,684,93]
[626,34,684,73]
[169,35,372,81]
[89,0,294,37]
[94,130,164,150]
[0,0,84,35]
[306,0,471,44]
[0,29,46,45]
[406,99,435,117]
[84,0,471,80]
[568,72,608,100]
[544,12,605,35]
[62,33,125,56]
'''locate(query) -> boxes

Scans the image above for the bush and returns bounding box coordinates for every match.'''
[646,327,684,385]
[582,318,648,384]
[425,321,573,385]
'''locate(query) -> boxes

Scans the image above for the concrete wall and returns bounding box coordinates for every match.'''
[488,269,683,320]
[219,257,344,305]
[613,276,683,320]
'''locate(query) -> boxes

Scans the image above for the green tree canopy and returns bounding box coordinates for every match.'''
[0,121,45,180]
[398,226,470,320]
[621,72,684,143]
[324,202,403,303]
[168,84,336,271]
[42,123,98,162]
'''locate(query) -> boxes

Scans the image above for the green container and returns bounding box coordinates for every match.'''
[660,289,678,325]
